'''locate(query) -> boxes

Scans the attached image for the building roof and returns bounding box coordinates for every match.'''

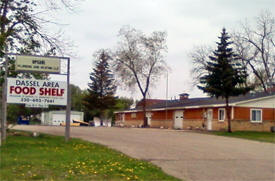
[116,91,275,113]
[135,99,166,109]
[148,91,275,110]
[115,91,275,113]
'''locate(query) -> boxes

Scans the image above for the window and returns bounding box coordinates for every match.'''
[131,113,136,118]
[251,109,262,123]
[218,108,225,121]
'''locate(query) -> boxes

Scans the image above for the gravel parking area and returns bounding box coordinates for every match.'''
[13,125,275,181]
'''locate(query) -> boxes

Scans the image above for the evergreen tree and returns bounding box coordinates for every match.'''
[83,49,117,124]
[198,28,251,132]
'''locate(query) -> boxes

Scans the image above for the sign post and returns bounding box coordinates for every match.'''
[65,58,71,142]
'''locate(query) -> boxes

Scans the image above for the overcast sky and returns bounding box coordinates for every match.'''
[51,0,275,100]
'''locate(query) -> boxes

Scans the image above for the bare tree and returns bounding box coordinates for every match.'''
[0,0,79,57]
[113,26,167,127]
[232,10,275,92]
[189,45,213,86]
[40,0,83,14]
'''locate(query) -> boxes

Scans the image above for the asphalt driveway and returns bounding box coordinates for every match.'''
[12,125,275,181]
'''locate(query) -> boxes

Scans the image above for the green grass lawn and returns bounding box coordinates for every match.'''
[212,131,275,143]
[0,131,179,181]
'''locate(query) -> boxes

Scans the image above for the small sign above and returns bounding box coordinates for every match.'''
[15,55,60,74]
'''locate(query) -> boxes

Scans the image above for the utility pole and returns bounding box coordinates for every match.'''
[165,70,168,128]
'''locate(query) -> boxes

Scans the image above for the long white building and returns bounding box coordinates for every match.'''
[41,110,84,126]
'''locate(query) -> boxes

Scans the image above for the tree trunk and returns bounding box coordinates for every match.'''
[225,97,232,133]
[142,96,148,127]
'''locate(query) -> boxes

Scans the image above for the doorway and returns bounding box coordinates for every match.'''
[207,109,213,130]
[174,111,183,129]
[146,112,152,126]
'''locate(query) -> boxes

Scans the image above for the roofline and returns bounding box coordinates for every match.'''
[114,110,140,114]
[165,104,227,110]
[115,104,228,113]
[232,94,275,106]
[114,94,275,114]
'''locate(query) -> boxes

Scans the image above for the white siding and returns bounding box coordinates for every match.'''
[52,113,65,126]
[236,96,275,108]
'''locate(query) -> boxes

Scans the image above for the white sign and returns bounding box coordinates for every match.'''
[7,78,67,106]
[15,55,60,73]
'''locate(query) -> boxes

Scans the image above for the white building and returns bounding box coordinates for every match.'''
[41,110,84,126]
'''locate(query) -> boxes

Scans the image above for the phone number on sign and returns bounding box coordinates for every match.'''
[21,98,55,103]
